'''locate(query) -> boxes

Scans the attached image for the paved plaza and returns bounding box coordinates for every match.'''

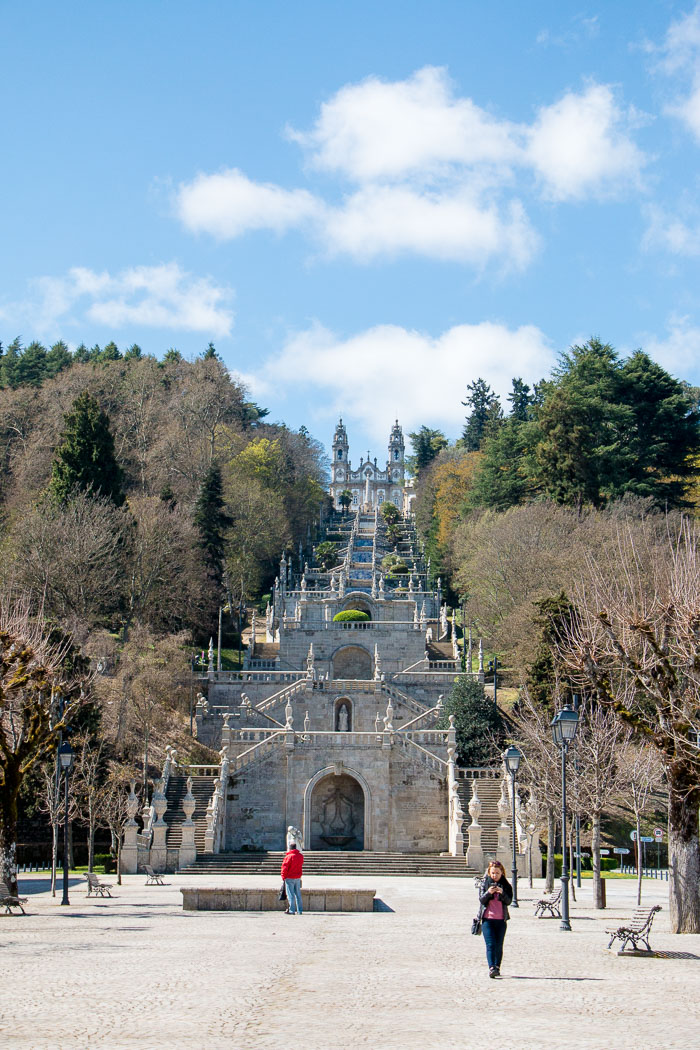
[3,872,698,1050]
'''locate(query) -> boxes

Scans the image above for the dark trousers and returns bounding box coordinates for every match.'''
[482,919,507,968]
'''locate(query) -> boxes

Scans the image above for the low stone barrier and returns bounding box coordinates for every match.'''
[180,886,376,912]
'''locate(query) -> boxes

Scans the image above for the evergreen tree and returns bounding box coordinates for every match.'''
[615,351,699,507]
[96,341,122,362]
[163,348,182,363]
[46,340,73,378]
[73,343,91,362]
[14,341,48,387]
[507,377,533,421]
[407,426,448,475]
[124,343,143,360]
[522,592,576,715]
[468,417,534,510]
[460,378,502,451]
[437,676,504,766]
[201,341,219,360]
[0,337,22,388]
[193,464,230,588]
[50,391,125,506]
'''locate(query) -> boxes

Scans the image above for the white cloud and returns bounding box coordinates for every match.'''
[176,168,319,238]
[639,317,700,379]
[175,68,646,267]
[527,84,645,201]
[322,187,538,267]
[12,263,235,338]
[655,5,700,141]
[643,205,700,256]
[242,320,555,443]
[287,66,519,181]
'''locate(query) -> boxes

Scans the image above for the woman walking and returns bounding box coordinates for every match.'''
[478,860,513,978]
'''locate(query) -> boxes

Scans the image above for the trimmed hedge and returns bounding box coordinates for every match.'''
[333,610,370,622]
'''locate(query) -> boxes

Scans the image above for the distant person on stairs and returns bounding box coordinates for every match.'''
[281,843,304,914]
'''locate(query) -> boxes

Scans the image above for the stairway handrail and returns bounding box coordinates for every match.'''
[396,734,447,774]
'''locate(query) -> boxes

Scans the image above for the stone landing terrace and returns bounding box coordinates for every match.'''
[4,873,699,1050]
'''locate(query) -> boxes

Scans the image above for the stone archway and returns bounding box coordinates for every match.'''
[332,645,372,680]
[341,597,373,619]
[307,772,365,850]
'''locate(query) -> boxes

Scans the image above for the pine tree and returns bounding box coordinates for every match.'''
[193,464,230,588]
[407,426,448,475]
[50,391,125,506]
[507,377,533,421]
[461,378,502,451]
[468,417,534,510]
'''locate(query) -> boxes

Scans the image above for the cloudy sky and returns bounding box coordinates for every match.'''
[2,2,700,456]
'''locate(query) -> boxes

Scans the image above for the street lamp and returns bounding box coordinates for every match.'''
[503,744,523,907]
[550,705,580,931]
[58,741,73,906]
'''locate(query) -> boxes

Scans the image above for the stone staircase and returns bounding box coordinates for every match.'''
[179,851,479,878]
[456,775,510,858]
[164,775,216,852]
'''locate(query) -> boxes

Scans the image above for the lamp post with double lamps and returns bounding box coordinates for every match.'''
[58,741,74,906]
[503,744,523,907]
[550,705,580,931]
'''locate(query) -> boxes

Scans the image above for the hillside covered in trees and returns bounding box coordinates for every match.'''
[410,337,700,669]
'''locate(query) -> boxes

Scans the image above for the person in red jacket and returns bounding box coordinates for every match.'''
[281,843,304,914]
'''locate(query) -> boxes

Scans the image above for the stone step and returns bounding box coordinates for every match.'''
[180,851,479,878]
[164,775,215,850]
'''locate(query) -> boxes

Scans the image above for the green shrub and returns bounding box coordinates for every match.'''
[333,610,370,622]
[94,852,116,874]
[542,853,618,877]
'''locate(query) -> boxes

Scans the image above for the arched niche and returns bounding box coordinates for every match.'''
[341,594,373,619]
[331,645,372,680]
[304,767,371,850]
[334,697,352,732]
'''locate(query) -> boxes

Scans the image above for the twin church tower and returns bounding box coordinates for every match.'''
[329,418,406,513]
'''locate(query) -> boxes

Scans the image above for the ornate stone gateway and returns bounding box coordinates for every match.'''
[309,773,364,850]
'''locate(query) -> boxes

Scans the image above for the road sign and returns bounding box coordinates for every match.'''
[640,836,654,843]
[653,827,664,841]
[630,830,637,841]
[613,847,630,854]
[600,849,610,855]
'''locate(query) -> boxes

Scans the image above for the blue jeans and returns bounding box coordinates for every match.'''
[482,919,506,969]
[285,878,303,914]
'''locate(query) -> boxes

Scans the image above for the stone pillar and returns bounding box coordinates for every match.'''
[478,639,485,684]
[207,638,214,674]
[496,773,511,867]
[466,779,484,873]
[178,776,197,869]
[121,780,141,875]
[150,778,169,872]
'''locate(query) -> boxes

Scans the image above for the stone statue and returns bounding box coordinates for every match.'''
[337,704,350,732]
[287,825,303,851]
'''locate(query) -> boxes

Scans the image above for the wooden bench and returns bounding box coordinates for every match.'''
[534,888,562,918]
[606,905,661,953]
[85,872,113,897]
[0,880,28,914]
[143,865,165,885]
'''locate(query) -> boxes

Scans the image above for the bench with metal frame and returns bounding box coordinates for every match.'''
[0,880,28,914]
[534,888,563,918]
[606,905,662,953]
[143,865,165,885]
[85,871,113,897]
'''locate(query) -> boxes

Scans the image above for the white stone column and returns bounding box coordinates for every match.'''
[496,773,511,867]
[178,777,197,869]
[121,780,140,875]
[149,778,169,872]
[466,778,484,873]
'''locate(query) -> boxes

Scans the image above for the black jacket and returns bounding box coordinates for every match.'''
[478,873,513,921]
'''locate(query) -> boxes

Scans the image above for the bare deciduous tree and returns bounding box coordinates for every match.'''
[556,518,700,933]
[618,741,665,906]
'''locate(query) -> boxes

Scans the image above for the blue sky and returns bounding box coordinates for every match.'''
[2,1,700,459]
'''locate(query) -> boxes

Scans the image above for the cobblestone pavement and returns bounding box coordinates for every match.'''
[3,872,697,1050]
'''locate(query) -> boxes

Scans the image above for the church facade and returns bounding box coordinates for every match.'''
[329,419,406,513]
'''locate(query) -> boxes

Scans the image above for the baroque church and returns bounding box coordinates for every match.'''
[122,422,530,877]
[329,418,406,513]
